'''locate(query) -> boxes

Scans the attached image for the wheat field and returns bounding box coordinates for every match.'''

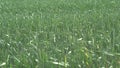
[0,0,120,68]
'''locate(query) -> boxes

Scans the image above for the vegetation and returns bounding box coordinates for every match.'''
[0,0,120,68]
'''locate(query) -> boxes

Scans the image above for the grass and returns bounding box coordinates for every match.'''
[0,0,120,68]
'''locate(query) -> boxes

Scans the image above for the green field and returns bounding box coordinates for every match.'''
[0,0,120,68]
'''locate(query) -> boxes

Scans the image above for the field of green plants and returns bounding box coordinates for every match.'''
[0,0,120,68]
